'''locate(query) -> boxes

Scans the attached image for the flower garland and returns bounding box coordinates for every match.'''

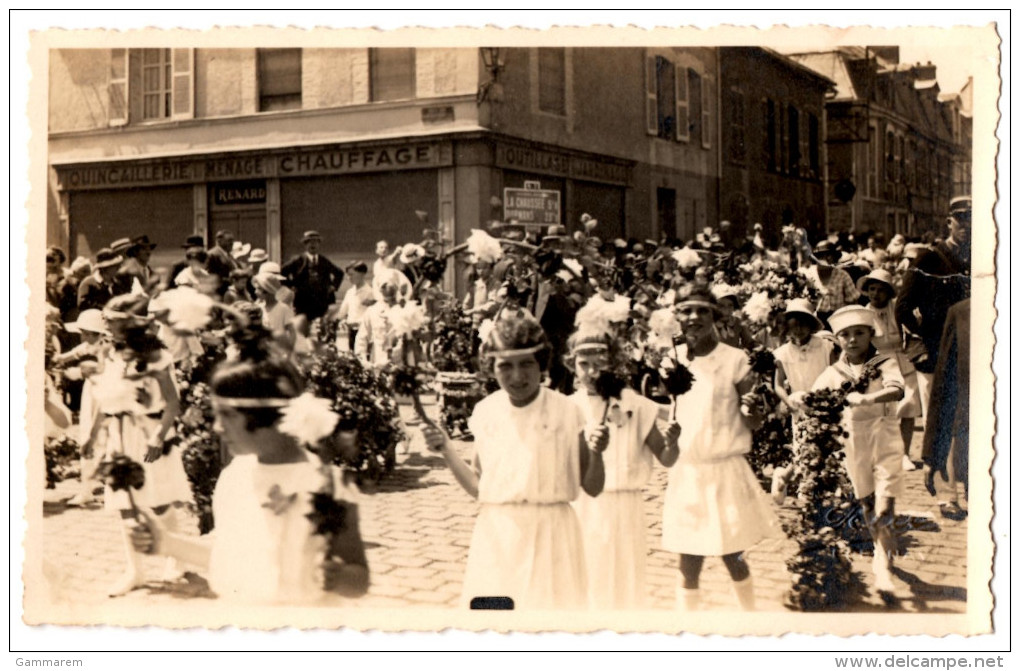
[783,363,880,611]
[44,434,80,489]
[300,345,406,484]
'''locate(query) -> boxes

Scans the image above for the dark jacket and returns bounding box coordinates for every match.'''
[281,253,344,321]
[76,274,117,312]
[895,241,970,373]
[921,299,970,484]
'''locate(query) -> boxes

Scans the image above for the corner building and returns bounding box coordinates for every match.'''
[47,47,721,291]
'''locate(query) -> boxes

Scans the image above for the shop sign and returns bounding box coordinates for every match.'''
[212,180,267,206]
[495,143,632,185]
[503,187,561,226]
[278,143,451,177]
[59,161,195,189]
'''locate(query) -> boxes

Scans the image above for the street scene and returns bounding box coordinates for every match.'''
[35,40,982,627]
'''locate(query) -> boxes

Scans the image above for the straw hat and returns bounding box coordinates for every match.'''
[252,272,283,297]
[828,305,876,335]
[230,241,252,259]
[783,298,823,329]
[64,309,108,335]
[248,248,269,264]
[856,268,896,293]
[94,248,123,269]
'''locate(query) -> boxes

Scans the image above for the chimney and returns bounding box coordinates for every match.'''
[914,61,937,81]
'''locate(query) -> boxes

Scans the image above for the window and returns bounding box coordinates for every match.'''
[765,98,777,171]
[788,105,800,175]
[537,48,566,115]
[645,54,693,142]
[653,56,676,140]
[728,88,746,164]
[701,76,713,150]
[109,48,128,126]
[142,48,172,120]
[808,113,820,177]
[370,48,416,102]
[688,69,702,146]
[674,64,689,142]
[258,48,302,112]
[885,128,897,194]
[867,124,878,196]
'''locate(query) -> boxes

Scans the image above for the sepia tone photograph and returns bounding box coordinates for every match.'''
[14,13,1004,648]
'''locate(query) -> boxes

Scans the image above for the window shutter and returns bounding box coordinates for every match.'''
[645,54,657,135]
[171,48,194,119]
[108,48,129,126]
[674,65,689,142]
[701,76,713,149]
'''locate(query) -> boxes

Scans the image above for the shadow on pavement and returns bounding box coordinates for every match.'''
[892,566,967,611]
[139,572,217,600]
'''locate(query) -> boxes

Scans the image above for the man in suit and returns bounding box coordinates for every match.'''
[116,235,160,295]
[206,230,238,294]
[281,230,344,322]
[170,235,206,288]
[77,248,123,312]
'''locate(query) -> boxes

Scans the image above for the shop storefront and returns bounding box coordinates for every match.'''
[53,139,453,274]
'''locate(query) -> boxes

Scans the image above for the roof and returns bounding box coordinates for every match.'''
[787,52,857,100]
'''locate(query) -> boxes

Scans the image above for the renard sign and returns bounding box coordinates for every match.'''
[56,143,452,191]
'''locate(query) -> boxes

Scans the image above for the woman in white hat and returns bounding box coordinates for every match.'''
[53,309,111,506]
[859,269,923,473]
[253,272,296,352]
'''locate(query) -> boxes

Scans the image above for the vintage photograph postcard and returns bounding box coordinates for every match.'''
[16,15,1003,642]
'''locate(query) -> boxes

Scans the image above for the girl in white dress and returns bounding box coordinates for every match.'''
[130,325,369,605]
[78,295,192,596]
[663,290,782,611]
[422,307,608,609]
[567,326,681,609]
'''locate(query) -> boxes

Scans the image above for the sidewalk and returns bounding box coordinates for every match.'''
[38,407,967,614]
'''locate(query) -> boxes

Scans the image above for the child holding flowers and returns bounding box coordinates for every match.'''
[79,295,192,596]
[771,299,837,501]
[422,307,607,609]
[566,311,681,609]
[662,289,781,612]
[129,324,369,605]
[811,305,905,595]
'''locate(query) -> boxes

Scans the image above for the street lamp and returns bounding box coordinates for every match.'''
[478,47,505,104]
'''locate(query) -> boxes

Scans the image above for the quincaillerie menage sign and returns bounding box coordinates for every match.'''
[55,142,454,191]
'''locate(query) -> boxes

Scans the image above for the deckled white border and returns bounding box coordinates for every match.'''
[9,8,1011,660]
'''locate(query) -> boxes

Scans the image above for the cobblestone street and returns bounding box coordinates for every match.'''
[39,400,969,615]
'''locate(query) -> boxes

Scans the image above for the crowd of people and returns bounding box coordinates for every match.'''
[41,195,972,610]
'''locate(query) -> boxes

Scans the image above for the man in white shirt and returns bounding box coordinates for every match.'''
[336,261,375,351]
[355,282,399,367]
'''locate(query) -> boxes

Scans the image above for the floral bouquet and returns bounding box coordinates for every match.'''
[44,434,80,490]
[96,454,146,523]
[657,337,696,421]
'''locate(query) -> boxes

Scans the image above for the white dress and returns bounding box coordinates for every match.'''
[464,387,588,609]
[91,350,192,511]
[208,453,353,606]
[570,388,660,609]
[662,343,781,556]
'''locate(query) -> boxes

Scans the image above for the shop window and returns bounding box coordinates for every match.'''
[537,48,566,115]
[142,48,172,120]
[370,48,416,102]
[258,48,302,112]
